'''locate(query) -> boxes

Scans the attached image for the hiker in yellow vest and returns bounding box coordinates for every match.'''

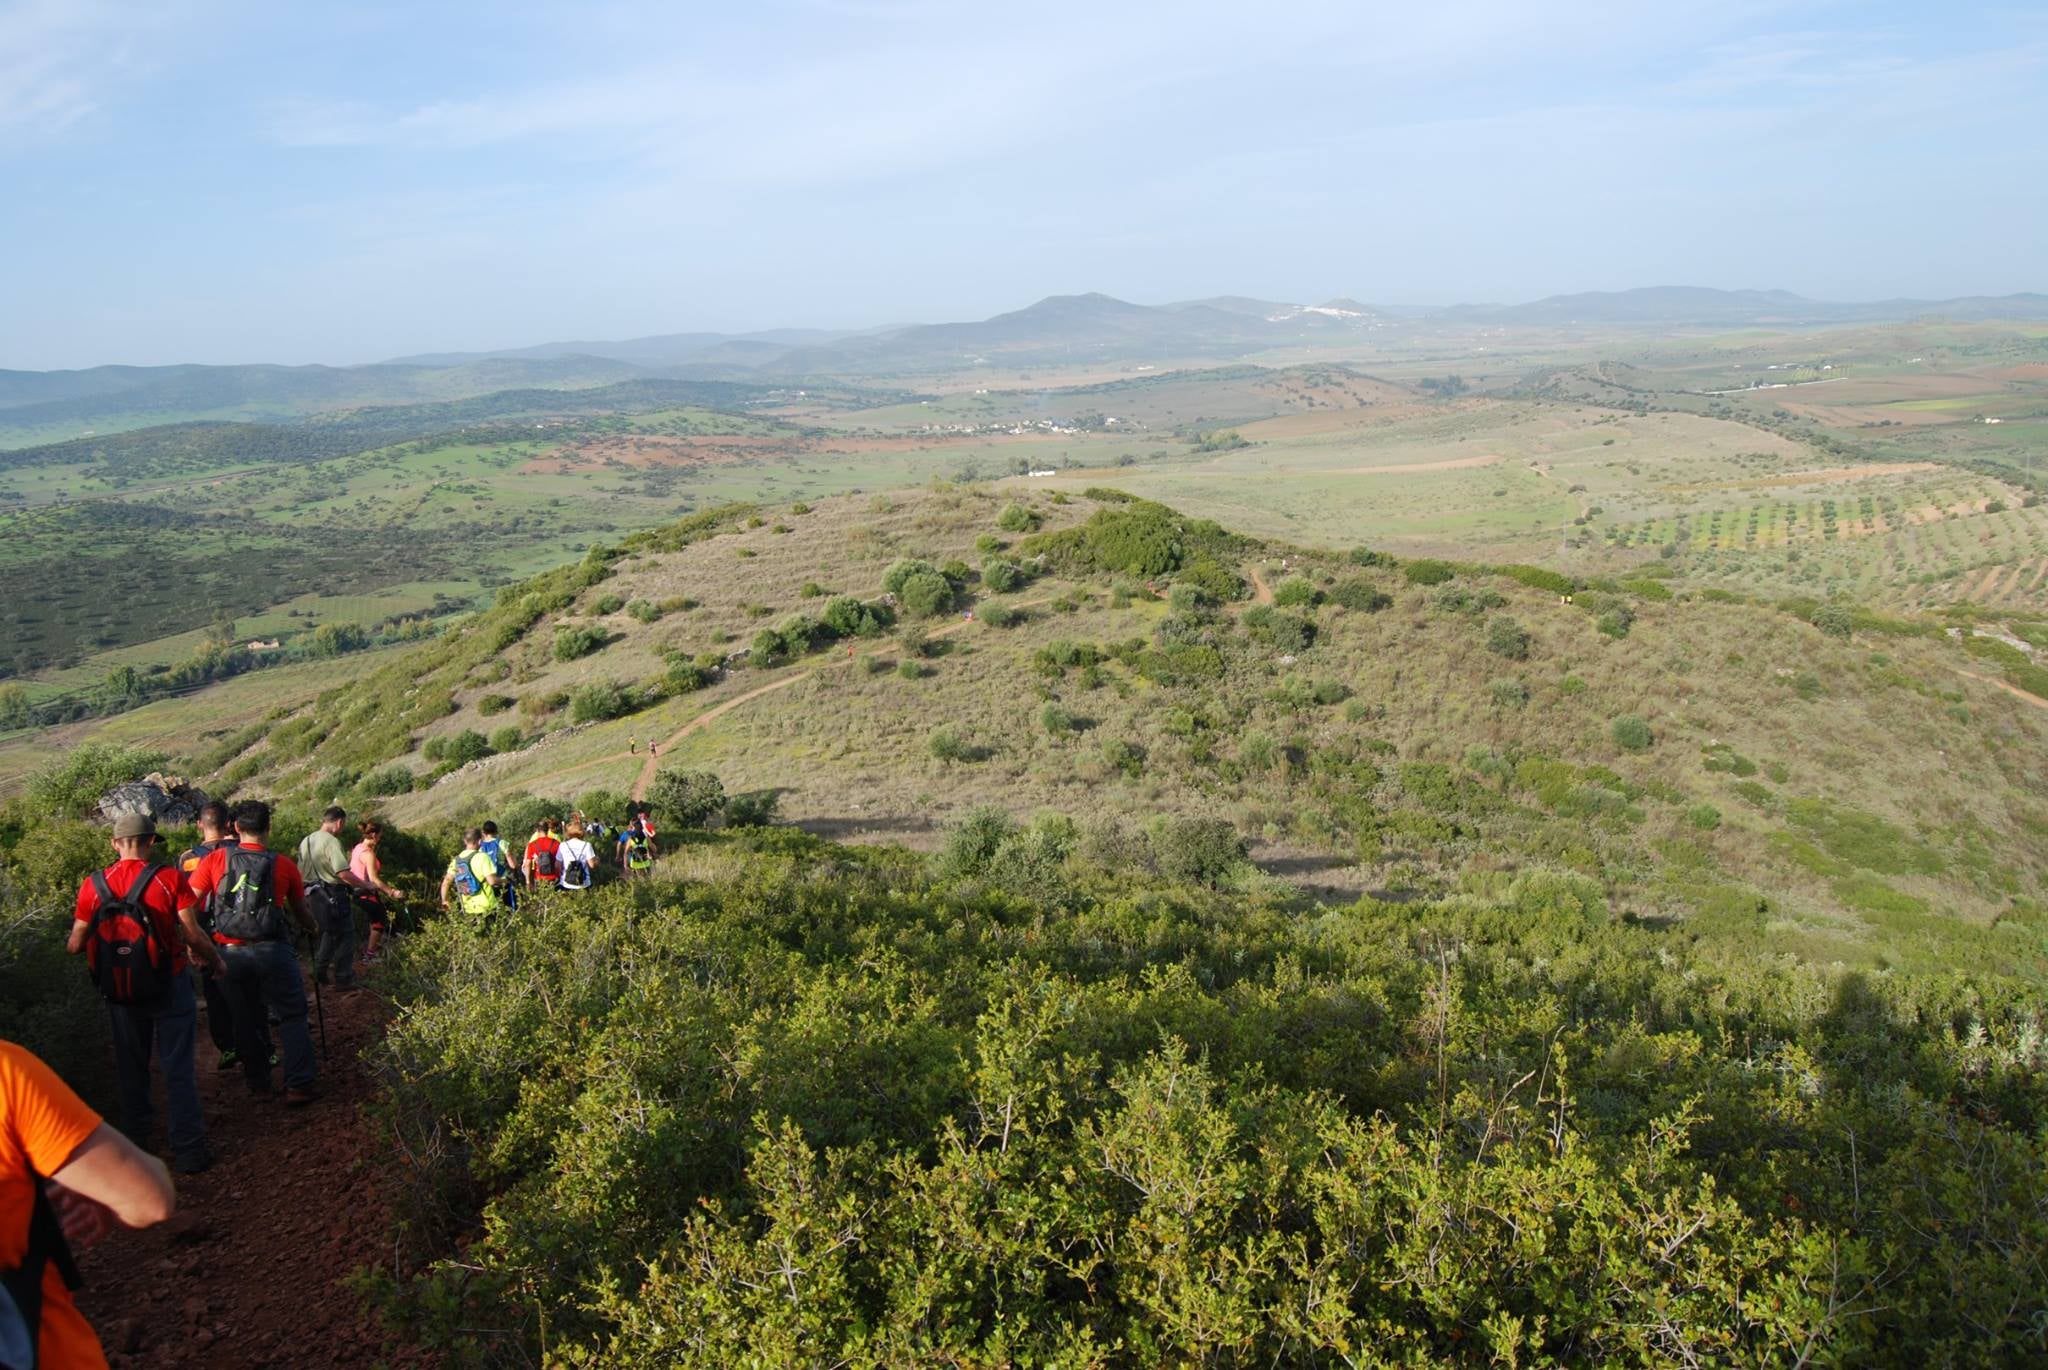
[438,828,504,917]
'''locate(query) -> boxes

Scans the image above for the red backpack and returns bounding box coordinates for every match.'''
[84,863,175,1004]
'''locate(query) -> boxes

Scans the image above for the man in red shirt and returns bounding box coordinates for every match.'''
[67,814,225,1175]
[181,800,319,1105]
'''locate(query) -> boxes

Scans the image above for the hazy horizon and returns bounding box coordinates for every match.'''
[4,0,2043,370]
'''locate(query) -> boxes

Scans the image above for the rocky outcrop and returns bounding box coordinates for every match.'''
[96,772,212,828]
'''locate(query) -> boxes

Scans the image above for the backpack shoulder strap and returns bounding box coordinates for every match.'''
[88,868,119,918]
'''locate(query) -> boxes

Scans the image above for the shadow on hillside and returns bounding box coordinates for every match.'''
[797,813,940,841]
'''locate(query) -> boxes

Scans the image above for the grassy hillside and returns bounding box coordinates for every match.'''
[195,486,2048,982]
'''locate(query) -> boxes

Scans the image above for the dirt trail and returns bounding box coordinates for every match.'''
[73,987,427,1369]
[1247,564,1275,605]
[1953,667,2048,711]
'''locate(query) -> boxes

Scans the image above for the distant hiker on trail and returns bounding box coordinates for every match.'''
[479,822,517,912]
[617,817,657,879]
[440,829,505,918]
[1,1038,177,1370]
[523,819,562,891]
[298,805,365,991]
[556,822,598,894]
[628,738,637,755]
[349,820,403,965]
[178,800,262,1074]
[183,800,320,1105]
[67,814,227,1175]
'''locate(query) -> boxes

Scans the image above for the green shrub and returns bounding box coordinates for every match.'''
[929,726,973,762]
[488,726,524,754]
[521,690,567,718]
[981,559,1027,593]
[897,571,955,619]
[1040,703,1076,736]
[897,659,927,680]
[1348,546,1394,568]
[627,600,662,624]
[981,603,1022,628]
[1485,616,1531,660]
[1101,738,1144,777]
[1146,815,1245,885]
[571,682,632,724]
[1403,558,1455,585]
[748,630,784,670]
[26,743,170,818]
[724,790,779,828]
[554,624,608,661]
[1272,576,1320,607]
[1490,678,1530,708]
[596,593,626,614]
[444,729,492,766]
[649,769,725,827]
[996,502,1038,532]
[1813,604,1854,639]
[1329,578,1391,612]
[360,763,415,796]
[476,693,514,717]
[1687,804,1723,831]
[1611,715,1653,751]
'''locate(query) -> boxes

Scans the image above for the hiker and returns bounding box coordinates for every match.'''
[479,822,517,911]
[1,1038,177,1369]
[628,738,637,755]
[350,820,404,964]
[177,800,263,1074]
[556,822,598,894]
[522,818,562,891]
[298,805,365,990]
[67,814,227,1175]
[439,828,505,918]
[183,800,320,1105]
[617,816,657,879]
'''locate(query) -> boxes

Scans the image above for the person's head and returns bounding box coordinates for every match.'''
[463,826,483,850]
[322,805,346,834]
[566,822,584,840]
[232,799,272,841]
[549,818,563,836]
[196,800,230,840]
[111,812,155,860]
[359,819,383,848]
[481,821,499,839]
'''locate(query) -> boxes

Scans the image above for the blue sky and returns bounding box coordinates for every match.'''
[2,0,2043,368]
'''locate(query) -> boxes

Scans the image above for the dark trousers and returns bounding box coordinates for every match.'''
[107,974,207,1166]
[310,885,358,988]
[194,964,270,1060]
[219,940,316,1091]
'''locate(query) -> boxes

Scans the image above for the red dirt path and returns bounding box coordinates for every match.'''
[73,987,429,1369]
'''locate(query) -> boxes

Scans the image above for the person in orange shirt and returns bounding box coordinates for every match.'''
[1,1038,177,1370]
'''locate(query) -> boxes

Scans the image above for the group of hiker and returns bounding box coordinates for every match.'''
[438,809,657,915]
[3,795,663,1365]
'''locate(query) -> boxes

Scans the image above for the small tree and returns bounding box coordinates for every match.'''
[489,726,524,754]
[445,729,492,765]
[898,570,955,619]
[571,682,631,724]
[997,502,1038,532]
[1812,604,1853,640]
[650,769,725,828]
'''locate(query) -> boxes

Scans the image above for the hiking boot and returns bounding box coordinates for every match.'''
[268,1052,280,1068]
[174,1147,215,1175]
[283,1087,319,1108]
[313,968,331,987]
[215,1050,240,1072]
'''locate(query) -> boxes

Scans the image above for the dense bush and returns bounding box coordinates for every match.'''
[368,829,2048,1365]
[360,763,416,796]
[1612,714,1654,751]
[1329,577,1391,612]
[897,571,956,619]
[980,559,1027,593]
[554,624,608,661]
[1403,558,1455,585]
[1272,576,1320,607]
[996,502,1038,532]
[443,729,492,766]
[1486,615,1531,659]
[25,743,169,818]
[476,693,514,716]
[649,768,725,828]
[1145,814,1246,885]
[980,603,1022,628]
[488,726,524,755]
[571,682,632,724]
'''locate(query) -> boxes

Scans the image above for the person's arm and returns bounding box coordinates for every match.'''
[178,904,227,976]
[366,851,403,900]
[439,866,455,909]
[49,1123,174,1229]
[66,918,89,956]
[66,879,94,956]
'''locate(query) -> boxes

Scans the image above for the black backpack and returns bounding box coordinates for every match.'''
[212,848,283,943]
[84,864,174,1005]
[1,1176,82,1370]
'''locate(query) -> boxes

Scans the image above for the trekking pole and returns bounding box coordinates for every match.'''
[306,929,329,1062]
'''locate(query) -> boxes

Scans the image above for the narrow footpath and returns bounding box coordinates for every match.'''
[73,988,429,1369]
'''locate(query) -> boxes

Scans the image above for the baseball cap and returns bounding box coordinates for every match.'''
[112,813,157,840]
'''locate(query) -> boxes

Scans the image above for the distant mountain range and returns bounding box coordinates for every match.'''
[5,286,2044,446]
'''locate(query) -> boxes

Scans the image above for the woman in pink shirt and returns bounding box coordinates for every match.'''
[350,821,405,963]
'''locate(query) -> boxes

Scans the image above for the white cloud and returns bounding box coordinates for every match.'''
[0,0,210,145]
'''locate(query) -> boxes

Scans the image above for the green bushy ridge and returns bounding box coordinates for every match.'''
[367,831,2048,1365]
